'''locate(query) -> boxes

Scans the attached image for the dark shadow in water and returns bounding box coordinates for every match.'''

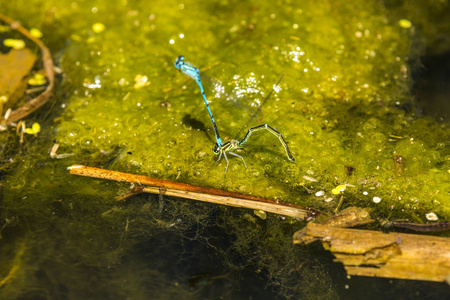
[182,114,214,145]
[414,51,450,121]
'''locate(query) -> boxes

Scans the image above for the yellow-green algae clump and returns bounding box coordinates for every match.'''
[52,0,449,222]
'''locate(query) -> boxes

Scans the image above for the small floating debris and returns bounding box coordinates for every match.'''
[399,19,412,29]
[254,209,267,220]
[332,185,346,195]
[134,74,150,89]
[28,73,47,86]
[30,28,43,38]
[50,143,59,158]
[345,166,354,176]
[426,212,438,221]
[4,38,25,49]
[373,196,381,203]
[50,143,75,159]
[315,191,325,197]
[92,22,105,33]
[302,175,317,182]
[25,122,40,135]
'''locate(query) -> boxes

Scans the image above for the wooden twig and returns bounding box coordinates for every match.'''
[68,165,326,220]
[386,221,450,232]
[0,14,55,124]
[141,186,317,218]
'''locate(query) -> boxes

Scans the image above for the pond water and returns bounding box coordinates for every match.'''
[0,0,449,299]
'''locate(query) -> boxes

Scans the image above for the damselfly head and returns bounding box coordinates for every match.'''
[212,143,220,154]
[174,56,184,69]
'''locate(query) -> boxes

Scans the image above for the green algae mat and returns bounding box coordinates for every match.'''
[0,0,449,299]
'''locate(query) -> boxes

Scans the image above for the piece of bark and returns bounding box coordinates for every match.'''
[294,223,450,282]
[0,49,37,114]
[293,207,374,244]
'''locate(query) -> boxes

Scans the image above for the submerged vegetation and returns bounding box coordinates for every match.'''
[0,0,449,298]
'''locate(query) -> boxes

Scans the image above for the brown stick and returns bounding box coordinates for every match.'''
[388,221,450,232]
[141,186,314,218]
[68,165,326,219]
[0,14,55,123]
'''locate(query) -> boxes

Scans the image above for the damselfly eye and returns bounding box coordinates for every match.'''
[212,143,220,154]
[174,55,184,68]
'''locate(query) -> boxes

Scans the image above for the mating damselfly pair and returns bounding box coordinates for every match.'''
[174,56,295,174]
